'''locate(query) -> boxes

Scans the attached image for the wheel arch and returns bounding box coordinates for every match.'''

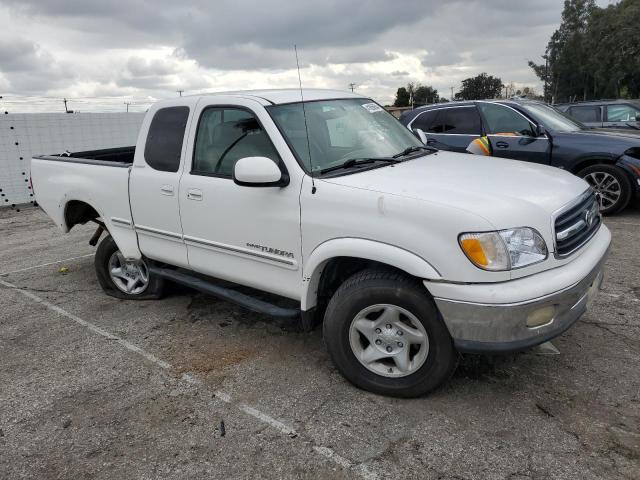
[64,199,100,230]
[570,155,618,175]
[63,198,141,259]
[301,238,441,311]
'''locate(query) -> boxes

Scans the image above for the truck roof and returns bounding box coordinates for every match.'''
[171,88,365,106]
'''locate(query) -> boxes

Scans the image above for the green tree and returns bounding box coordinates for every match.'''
[528,0,640,102]
[455,73,503,100]
[413,85,439,105]
[393,87,410,107]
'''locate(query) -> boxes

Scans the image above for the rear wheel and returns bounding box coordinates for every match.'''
[95,235,164,300]
[578,164,632,215]
[323,269,457,397]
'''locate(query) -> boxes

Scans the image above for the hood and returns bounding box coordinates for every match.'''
[557,129,640,153]
[321,151,589,230]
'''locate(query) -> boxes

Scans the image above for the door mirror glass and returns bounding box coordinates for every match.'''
[413,128,428,144]
[233,156,288,187]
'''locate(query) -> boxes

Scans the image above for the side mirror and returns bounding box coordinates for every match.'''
[534,124,548,137]
[413,128,428,144]
[233,156,289,187]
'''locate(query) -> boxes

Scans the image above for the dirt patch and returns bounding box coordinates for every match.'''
[173,344,259,375]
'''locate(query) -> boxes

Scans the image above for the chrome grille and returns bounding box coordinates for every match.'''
[554,191,601,257]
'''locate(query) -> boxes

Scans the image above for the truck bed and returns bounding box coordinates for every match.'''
[34,146,135,167]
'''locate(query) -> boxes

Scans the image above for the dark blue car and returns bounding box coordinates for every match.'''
[399,99,640,214]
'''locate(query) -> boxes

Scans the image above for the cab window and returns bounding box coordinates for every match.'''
[479,103,536,136]
[433,107,481,134]
[192,107,281,177]
[606,104,640,122]
[144,106,190,172]
[411,110,438,132]
[569,105,601,123]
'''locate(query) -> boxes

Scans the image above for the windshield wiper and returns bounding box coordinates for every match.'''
[392,145,436,158]
[319,157,397,175]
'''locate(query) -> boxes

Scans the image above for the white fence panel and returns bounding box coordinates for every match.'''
[0,112,144,207]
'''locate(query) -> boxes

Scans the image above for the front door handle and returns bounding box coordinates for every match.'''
[426,139,436,145]
[160,185,174,196]
[495,141,509,149]
[187,188,203,201]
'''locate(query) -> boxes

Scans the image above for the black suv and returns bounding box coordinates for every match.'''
[399,100,640,214]
[556,99,640,131]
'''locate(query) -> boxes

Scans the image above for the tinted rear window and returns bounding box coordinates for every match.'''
[570,106,601,122]
[144,106,190,172]
[433,107,481,134]
[410,110,437,131]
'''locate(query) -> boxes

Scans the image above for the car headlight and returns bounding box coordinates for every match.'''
[459,228,548,271]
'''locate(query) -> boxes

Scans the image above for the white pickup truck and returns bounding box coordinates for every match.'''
[31,89,610,397]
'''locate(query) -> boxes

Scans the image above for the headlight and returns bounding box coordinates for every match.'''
[459,228,548,271]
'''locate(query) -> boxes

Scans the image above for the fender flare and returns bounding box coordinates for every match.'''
[301,237,442,311]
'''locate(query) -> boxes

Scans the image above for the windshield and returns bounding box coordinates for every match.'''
[521,103,584,132]
[267,98,424,174]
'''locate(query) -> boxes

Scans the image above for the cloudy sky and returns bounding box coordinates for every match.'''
[0,0,614,112]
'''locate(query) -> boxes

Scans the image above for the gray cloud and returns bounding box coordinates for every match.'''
[1,0,607,105]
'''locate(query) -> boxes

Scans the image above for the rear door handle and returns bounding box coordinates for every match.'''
[187,188,203,201]
[495,141,509,149]
[160,185,174,196]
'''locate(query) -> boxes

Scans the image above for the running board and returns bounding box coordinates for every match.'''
[149,266,300,319]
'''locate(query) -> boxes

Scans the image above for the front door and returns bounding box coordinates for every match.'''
[478,102,551,164]
[178,97,302,299]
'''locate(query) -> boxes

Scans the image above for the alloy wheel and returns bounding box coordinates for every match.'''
[349,304,429,378]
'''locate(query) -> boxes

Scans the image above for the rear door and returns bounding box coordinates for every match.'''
[568,105,603,128]
[478,102,551,164]
[604,103,640,129]
[410,106,482,152]
[129,100,196,267]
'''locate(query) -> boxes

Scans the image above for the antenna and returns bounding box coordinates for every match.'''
[294,45,316,194]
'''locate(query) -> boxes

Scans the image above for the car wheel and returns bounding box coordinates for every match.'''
[323,269,457,397]
[578,164,632,215]
[95,235,164,300]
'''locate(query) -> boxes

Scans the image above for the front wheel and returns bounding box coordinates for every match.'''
[578,164,632,215]
[95,235,164,300]
[323,269,457,397]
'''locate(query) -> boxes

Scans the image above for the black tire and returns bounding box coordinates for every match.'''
[578,164,632,215]
[323,269,457,397]
[94,235,164,300]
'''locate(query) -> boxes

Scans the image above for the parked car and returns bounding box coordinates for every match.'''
[399,99,640,214]
[556,99,640,131]
[31,89,610,397]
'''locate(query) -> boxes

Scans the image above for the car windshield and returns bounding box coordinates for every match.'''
[267,98,424,175]
[521,103,584,132]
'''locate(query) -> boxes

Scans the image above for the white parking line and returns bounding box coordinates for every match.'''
[0,277,379,480]
[0,253,94,276]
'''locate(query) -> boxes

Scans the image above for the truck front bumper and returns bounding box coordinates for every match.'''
[425,225,611,353]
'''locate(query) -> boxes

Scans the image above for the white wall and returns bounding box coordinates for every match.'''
[0,112,144,207]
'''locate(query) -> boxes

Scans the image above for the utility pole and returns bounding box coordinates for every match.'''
[63,98,73,113]
[124,101,131,112]
[348,83,357,92]
[177,89,184,97]
[450,86,454,101]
